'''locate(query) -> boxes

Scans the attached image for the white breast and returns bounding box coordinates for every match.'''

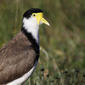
[7,61,38,85]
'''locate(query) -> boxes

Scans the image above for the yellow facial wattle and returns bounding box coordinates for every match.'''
[32,13,50,26]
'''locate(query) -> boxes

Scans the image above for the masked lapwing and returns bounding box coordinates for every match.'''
[0,8,50,85]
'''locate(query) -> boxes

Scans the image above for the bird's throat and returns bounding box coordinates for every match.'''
[22,17,39,43]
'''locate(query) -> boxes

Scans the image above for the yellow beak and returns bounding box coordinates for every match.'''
[36,13,50,26]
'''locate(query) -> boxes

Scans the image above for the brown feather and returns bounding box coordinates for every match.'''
[0,32,38,84]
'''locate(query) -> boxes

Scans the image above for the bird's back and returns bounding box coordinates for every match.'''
[0,32,38,84]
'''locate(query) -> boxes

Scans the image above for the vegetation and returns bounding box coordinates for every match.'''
[0,0,85,85]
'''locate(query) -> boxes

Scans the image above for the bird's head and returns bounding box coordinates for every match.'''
[22,8,50,43]
[23,8,49,27]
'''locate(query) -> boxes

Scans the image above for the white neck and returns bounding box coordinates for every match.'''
[23,17,39,43]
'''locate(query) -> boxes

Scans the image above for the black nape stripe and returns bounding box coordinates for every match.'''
[21,27,40,60]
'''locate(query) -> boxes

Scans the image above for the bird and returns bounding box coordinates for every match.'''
[0,8,50,85]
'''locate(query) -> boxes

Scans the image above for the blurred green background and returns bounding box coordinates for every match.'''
[0,0,85,85]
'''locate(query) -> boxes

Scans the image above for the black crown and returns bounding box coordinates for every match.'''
[23,8,43,18]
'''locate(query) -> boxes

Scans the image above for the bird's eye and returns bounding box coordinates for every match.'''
[33,14,36,16]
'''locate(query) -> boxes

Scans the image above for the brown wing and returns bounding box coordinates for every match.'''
[0,32,37,84]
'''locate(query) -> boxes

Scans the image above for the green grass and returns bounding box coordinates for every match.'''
[0,0,85,85]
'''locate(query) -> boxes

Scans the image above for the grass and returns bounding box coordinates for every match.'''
[0,0,85,85]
